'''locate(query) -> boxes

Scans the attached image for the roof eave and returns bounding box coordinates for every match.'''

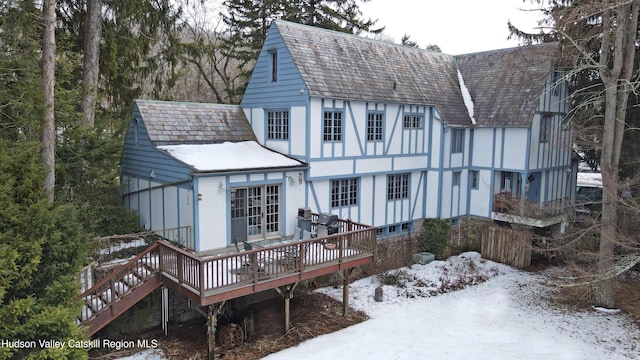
[192,163,309,176]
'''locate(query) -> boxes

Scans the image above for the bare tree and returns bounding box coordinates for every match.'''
[510,0,640,307]
[594,0,639,308]
[551,0,640,307]
[42,0,57,202]
[172,1,245,104]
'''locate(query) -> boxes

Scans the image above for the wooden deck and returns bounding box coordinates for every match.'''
[77,218,377,335]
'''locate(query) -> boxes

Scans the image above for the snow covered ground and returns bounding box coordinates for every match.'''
[118,252,640,360]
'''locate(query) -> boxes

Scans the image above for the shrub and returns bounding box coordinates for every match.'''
[418,218,450,259]
[377,270,412,288]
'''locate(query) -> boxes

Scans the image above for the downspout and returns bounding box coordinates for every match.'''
[522,127,533,217]
[437,121,445,219]
[466,128,475,216]
[193,176,200,252]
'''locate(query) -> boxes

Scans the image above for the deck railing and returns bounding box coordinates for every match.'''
[78,218,376,332]
[77,243,161,325]
[153,226,193,250]
[493,192,570,218]
[157,219,377,300]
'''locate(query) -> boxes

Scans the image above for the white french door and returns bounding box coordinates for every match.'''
[231,185,280,242]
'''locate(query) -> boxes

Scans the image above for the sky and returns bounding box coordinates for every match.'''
[119,252,640,360]
[196,0,546,55]
[360,0,545,54]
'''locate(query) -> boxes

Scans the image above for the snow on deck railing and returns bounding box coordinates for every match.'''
[77,220,376,326]
[157,223,377,295]
[77,243,161,324]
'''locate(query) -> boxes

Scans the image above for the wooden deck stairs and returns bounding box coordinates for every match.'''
[76,219,377,337]
[77,243,163,336]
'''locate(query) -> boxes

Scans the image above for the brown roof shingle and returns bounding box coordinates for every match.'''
[275,21,560,128]
[134,100,256,145]
[275,20,471,126]
[455,43,560,127]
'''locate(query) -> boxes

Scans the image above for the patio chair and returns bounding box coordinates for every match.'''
[231,240,269,276]
[243,241,253,251]
[293,227,302,241]
[281,230,312,269]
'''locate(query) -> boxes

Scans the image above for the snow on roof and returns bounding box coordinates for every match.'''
[457,69,476,125]
[577,172,602,187]
[158,141,305,172]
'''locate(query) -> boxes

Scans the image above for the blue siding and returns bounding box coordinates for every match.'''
[120,108,193,186]
[134,30,574,245]
[241,24,308,109]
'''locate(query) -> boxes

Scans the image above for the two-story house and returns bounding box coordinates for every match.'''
[78,19,574,337]
[120,20,573,253]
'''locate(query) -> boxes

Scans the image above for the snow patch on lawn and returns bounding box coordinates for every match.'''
[119,252,640,360]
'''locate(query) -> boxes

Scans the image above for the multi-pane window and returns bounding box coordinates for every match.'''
[331,178,358,207]
[265,184,280,234]
[540,116,551,142]
[267,110,289,140]
[470,170,479,189]
[324,111,343,141]
[451,128,464,153]
[271,51,278,82]
[387,173,409,200]
[403,114,423,129]
[367,112,383,141]
[453,171,461,186]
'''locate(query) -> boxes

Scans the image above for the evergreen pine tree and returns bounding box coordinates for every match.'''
[0,141,89,359]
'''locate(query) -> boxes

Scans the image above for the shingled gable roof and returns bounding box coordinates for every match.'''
[273,20,470,126]
[455,42,560,127]
[134,100,256,145]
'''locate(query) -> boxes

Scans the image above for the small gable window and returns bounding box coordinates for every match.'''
[540,115,551,143]
[552,71,562,96]
[270,51,278,82]
[267,110,289,140]
[323,110,343,142]
[367,112,383,141]
[134,118,140,144]
[403,114,423,129]
[451,128,464,153]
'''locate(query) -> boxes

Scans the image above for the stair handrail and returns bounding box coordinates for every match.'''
[76,242,161,301]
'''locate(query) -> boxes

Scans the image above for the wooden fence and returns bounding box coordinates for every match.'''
[480,226,532,268]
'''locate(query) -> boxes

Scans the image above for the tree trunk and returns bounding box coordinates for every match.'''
[81,0,103,128]
[42,0,57,202]
[593,1,639,308]
[595,80,619,308]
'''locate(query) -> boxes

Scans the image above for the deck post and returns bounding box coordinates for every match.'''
[207,305,216,360]
[161,287,168,335]
[342,269,351,316]
[207,301,226,360]
[284,291,291,333]
[274,283,298,333]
